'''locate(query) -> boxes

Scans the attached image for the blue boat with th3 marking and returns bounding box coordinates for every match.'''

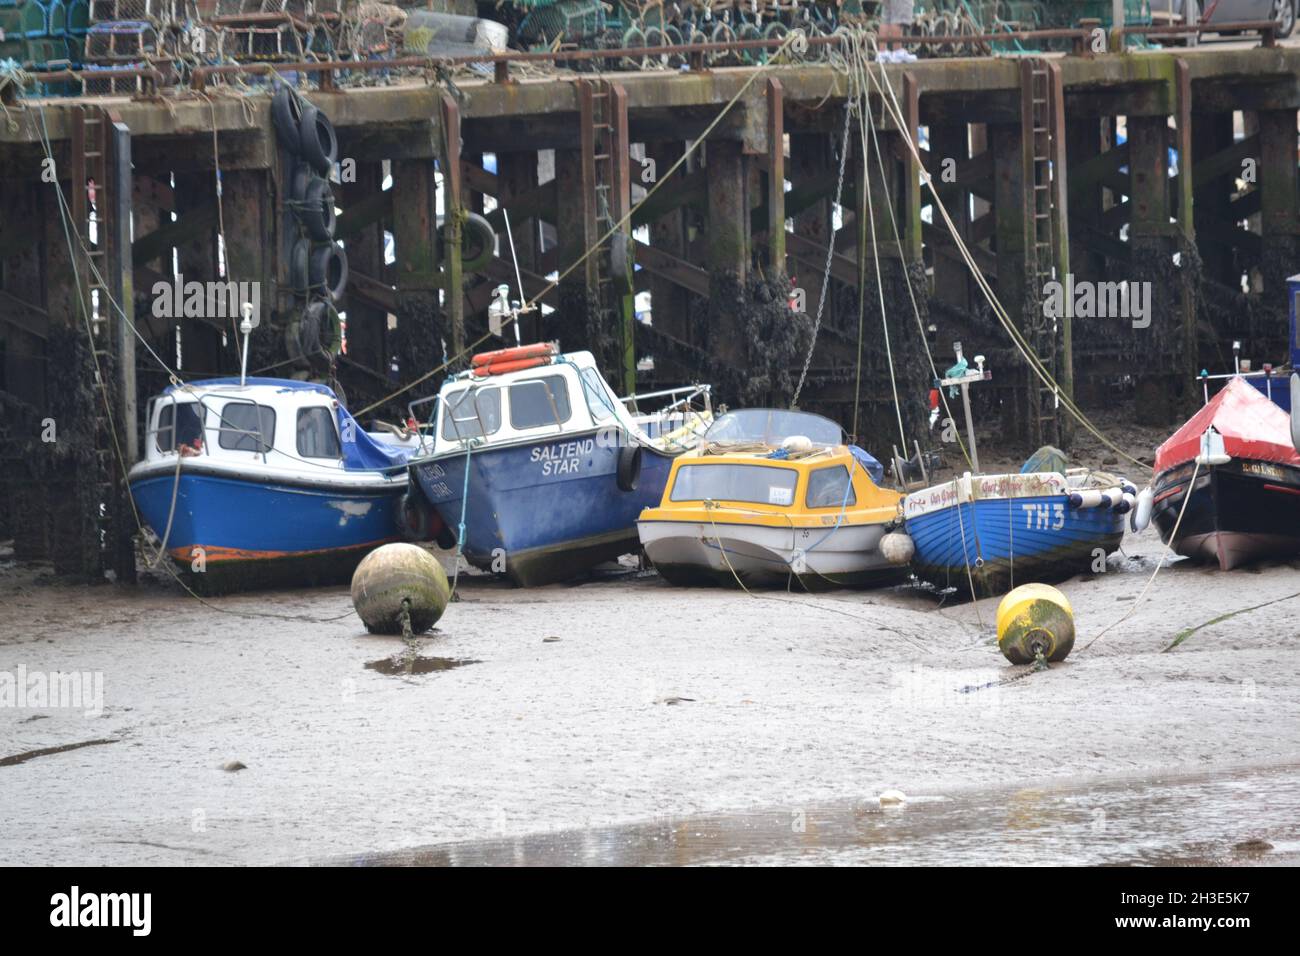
[900,344,1131,598]
[407,345,712,586]
[903,469,1131,598]
[128,378,422,592]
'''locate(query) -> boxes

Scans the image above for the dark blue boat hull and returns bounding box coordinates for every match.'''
[906,494,1126,598]
[411,429,674,586]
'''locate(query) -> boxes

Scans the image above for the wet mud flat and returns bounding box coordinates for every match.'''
[1,530,1298,866]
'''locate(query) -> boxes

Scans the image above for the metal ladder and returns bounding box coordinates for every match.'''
[1025,59,1059,447]
[71,105,125,577]
[588,80,620,372]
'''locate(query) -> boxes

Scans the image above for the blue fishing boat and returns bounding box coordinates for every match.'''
[128,378,422,591]
[901,344,1130,597]
[407,344,712,586]
[903,469,1131,597]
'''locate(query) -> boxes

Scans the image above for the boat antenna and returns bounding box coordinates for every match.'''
[502,208,526,346]
[239,301,256,387]
[1231,339,1241,376]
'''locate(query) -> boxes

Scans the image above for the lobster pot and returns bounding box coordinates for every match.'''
[517,0,605,45]
[220,17,305,61]
[24,34,71,65]
[84,20,164,60]
[20,0,48,38]
[65,0,87,34]
[303,19,332,56]
[351,16,390,56]
[81,59,148,93]
[0,7,23,41]
[995,583,1076,665]
[46,0,67,36]
[87,0,183,24]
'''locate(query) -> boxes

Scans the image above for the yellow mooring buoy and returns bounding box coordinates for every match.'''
[995,583,1075,665]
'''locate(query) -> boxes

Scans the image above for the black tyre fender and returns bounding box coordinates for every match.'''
[298,299,326,356]
[435,522,457,551]
[297,101,338,176]
[289,161,314,203]
[397,489,432,541]
[616,443,642,493]
[298,176,336,241]
[437,213,496,272]
[283,318,305,363]
[271,84,302,153]
[288,237,311,292]
[308,243,348,301]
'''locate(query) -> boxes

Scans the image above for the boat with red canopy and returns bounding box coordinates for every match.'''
[1148,377,1300,570]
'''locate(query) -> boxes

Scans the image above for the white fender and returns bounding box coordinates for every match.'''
[1131,486,1154,532]
[880,532,915,566]
[1073,489,1105,509]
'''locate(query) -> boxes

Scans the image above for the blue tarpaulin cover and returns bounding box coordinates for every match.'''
[849,445,885,485]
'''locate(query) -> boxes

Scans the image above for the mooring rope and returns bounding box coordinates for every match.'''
[864,49,1152,473]
[790,79,853,410]
[1082,458,1201,652]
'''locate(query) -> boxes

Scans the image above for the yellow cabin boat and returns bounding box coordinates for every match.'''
[636,409,910,588]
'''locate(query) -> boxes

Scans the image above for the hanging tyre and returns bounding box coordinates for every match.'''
[298,299,326,357]
[299,298,342,358]
[398,489,436,541]
[289,237,311,293]
[460,212,496,271]
[437,212,497,272]
[290,161,314,203]
[616,443,642,492]
[283,318,305,363]
[308,243,349,301]
[297,101,338,176]
[299,176,336,242]
[271,84,302,153]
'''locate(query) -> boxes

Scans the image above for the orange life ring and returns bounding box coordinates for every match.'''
[470,356,552,378]
[471,342,556,368]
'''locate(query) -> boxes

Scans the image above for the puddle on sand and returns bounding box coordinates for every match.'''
[364,656,480,677]
[337,763,1300,867]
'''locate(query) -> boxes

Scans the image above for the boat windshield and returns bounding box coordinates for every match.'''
[704,409,842,447]
[670,463,799,507]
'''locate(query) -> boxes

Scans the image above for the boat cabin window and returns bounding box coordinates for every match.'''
[218,401,276,454]
[579,367,619,422]
[156,401,205,454]
[670,463,799,507]
[806,465,856,508]
[441,386,502,442]
[297,406,342,459]
[510,375,572,430]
